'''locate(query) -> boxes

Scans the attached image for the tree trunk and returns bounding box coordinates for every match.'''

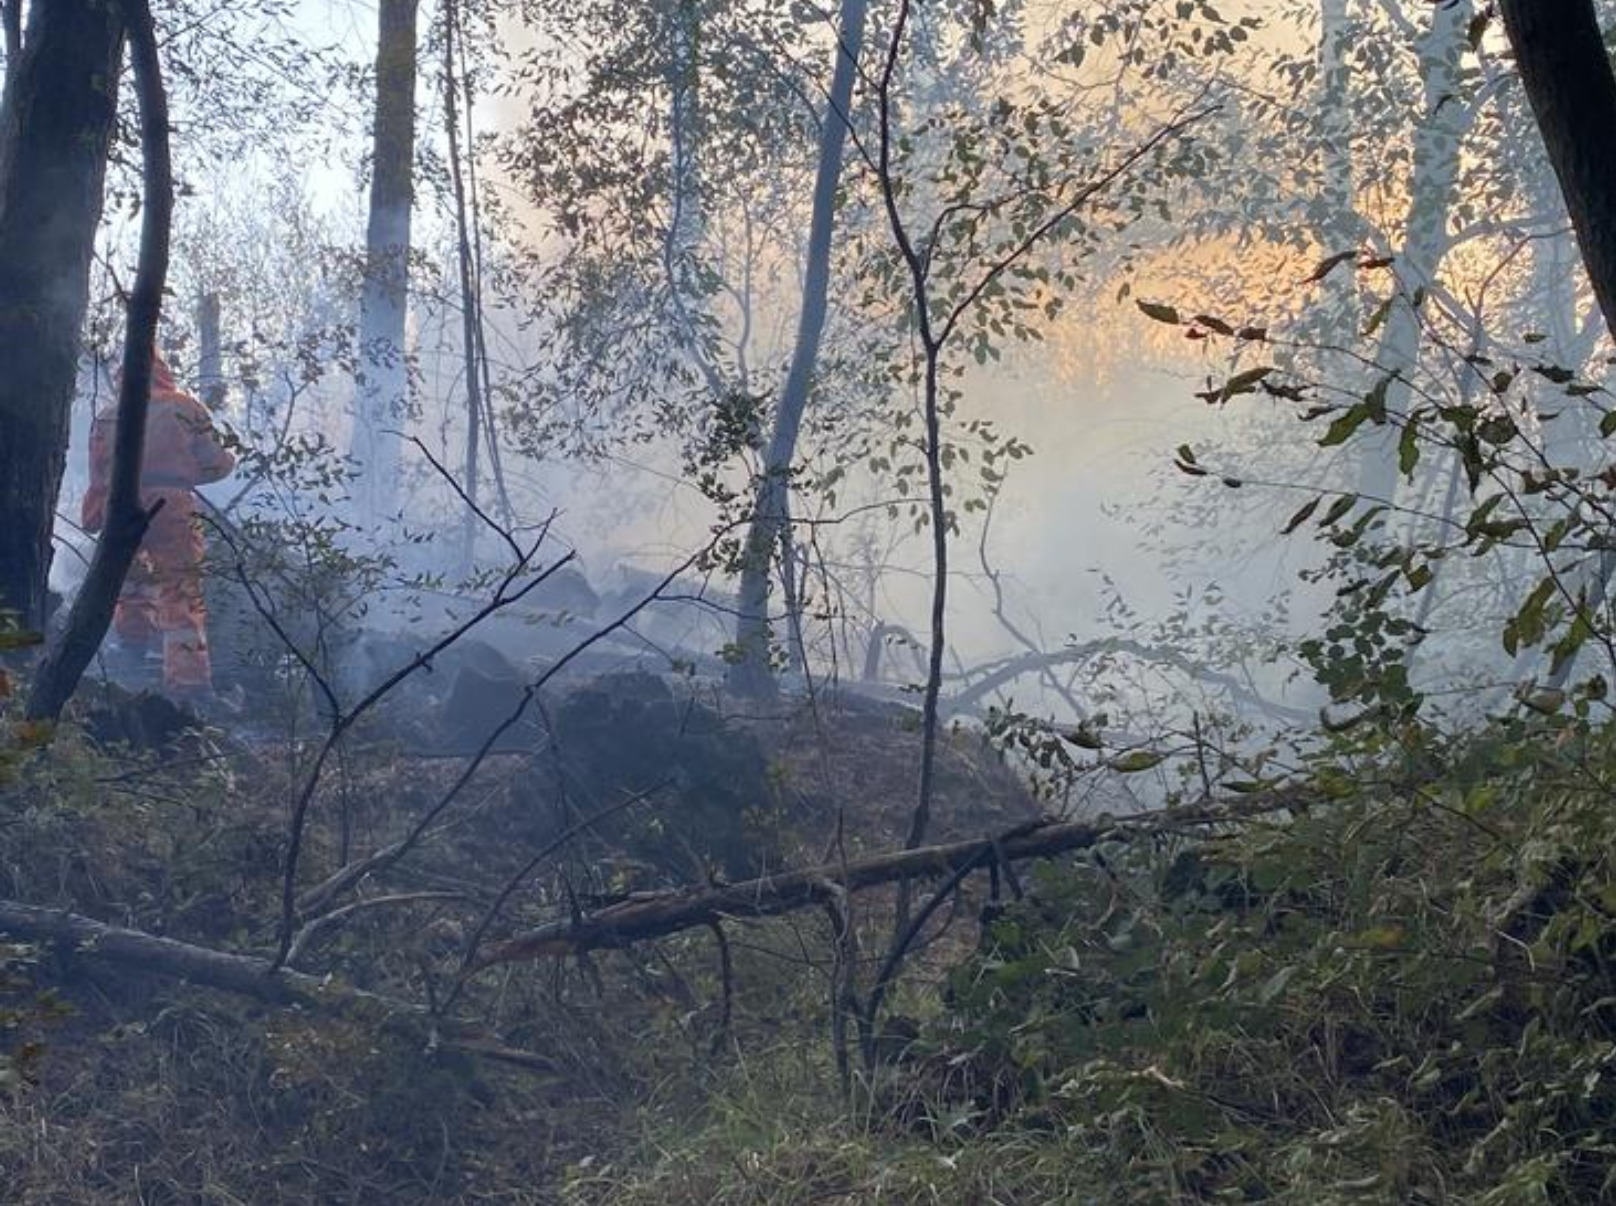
[1500,0,1616,344]
[1314,0,1359,334]
[659,0,728,397]
[0,898,556,1071]
[0,0,124,629]
[477,796,1299,965]
[667,0,704,298]
[1530,175,1600,470]
[727,0,869,699]
[1,1,20,72]
[350,0,417,522]
[197,290,225,409]
[1355,0,1472,507]
[1499,0,1616,689]
[442,0,483,568]
[27,0,172,723]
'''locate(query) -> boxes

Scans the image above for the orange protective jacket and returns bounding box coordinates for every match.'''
[81,355,235,533]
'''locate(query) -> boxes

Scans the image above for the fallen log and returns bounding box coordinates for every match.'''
[0,900,555,1071]
[477,797,1295,967]
[0,796,1299,1055]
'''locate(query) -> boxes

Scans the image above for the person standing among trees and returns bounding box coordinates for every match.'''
[79,348,235,700]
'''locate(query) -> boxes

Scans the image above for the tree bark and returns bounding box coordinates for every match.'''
[442,0,483,568]
[476,797,1295,966]
[197,290,225,409]
[27,0,172,723]
[1,1,20,72]
[1498,0,1616,689]
[0,0,125,629]
[0,899,556,1071]
[658,0,729,399]
[1314,0,1359,334]
[1,899,388,1009]
[666,0,705,299]
[350,0,418,522]
[1500,0,1616,344]
[1355,0,1472,508]
[727,0,869,700]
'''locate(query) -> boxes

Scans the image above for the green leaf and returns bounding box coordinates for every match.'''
[1320,404,1370,447]
[1136,300,1180,324]
[1353,925,1406,950]
[1281,497,1320,534]
[1398,419,1420,478]
[1519,687,1567,715]
[1362,296,1394,337]
[1109,750,1166,773]
[1550,615,1593,677]
[1504,578,1556,654]
[1256,964,1298,1005]
[1220,365,1274,400]
[1364,375,1392,424]
[1223,779,1276,794]
[1320,494,1358,527]
[1304,249,1356,283]
[1060,725,1104,750]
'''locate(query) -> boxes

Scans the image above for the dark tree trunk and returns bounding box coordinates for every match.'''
[0,0,124,629]
[1499,1,1616,691]
[350,0,418,521]
[28,0,172,722]
[1500,0,1616,343]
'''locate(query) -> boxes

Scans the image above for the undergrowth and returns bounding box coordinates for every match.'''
[8,686,1616,1202]
[577,708,1616,1204]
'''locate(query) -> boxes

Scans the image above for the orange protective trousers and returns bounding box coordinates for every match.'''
[111,488,214,692]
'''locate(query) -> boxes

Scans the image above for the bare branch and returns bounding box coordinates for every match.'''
[475,795,1303,967]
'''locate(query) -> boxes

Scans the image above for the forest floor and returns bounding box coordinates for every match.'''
[5,670,1616,1203]
[0,672,1035,1203]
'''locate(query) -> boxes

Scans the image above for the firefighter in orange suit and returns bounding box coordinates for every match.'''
[80,351,236,698]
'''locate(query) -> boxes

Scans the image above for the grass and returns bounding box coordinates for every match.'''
[9,688,1616,1202]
